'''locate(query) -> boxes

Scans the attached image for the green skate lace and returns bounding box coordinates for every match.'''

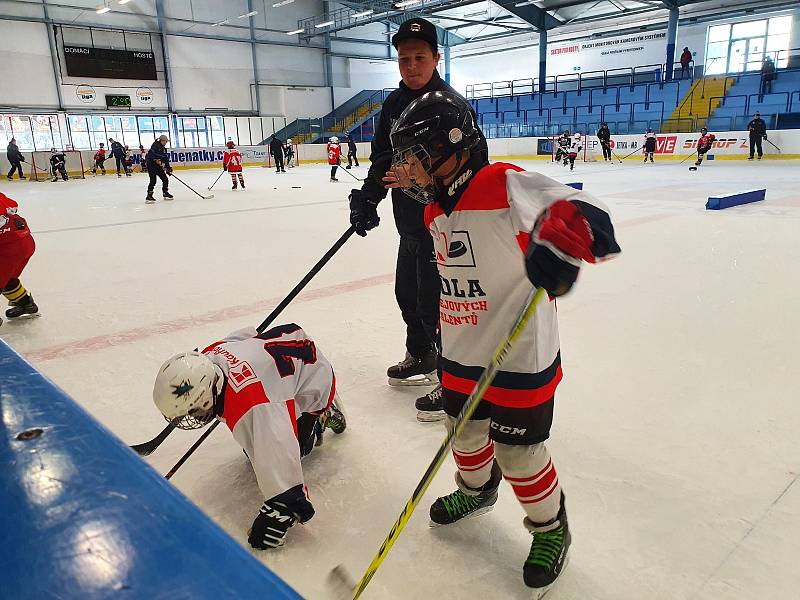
[441,490,481,518]
[526,527,565,569]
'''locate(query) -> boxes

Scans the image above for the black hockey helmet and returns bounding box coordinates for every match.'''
[389,90,480,204]
[700,127,708,134]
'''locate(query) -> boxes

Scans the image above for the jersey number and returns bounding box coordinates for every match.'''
[258,324,317,377]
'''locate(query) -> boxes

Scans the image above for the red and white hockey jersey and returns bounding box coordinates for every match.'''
[0,192,30,246]
[327,143,341,165]
[425,163,619,409]
[223,149,243,173]
[202,324,335,501]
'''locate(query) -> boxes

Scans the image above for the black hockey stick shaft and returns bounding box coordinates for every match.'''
[621,147,643,159]
[765,138,782,153]
[161,226,357,477]
[165,420,221,479]
[208,169,226,190]
[170,172,212,199]
[338,165,363,182]
[256,225,357,334]
[680,149,699,164]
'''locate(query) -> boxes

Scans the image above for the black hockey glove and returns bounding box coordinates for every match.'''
[349,189,380,237]
[763,134,768,140]
[223,165,227,171]
[248,501,297,549]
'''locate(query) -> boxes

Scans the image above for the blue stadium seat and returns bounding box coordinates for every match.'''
[477,98,497,113]
[603,105,632,121]
[481,112,503,126]
[504,111,525,125]
[541,93,565,109]
[619,86,647,104]
[590,88,617,106]
[518,94,539,110]
[496,96,518,112]
[564,90,590,107]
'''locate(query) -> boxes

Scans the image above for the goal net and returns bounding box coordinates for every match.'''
[263,143,301,169]
[30,150,86,181]
[550,134,597,163]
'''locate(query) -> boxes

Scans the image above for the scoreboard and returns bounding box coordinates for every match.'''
[64,45,157,80]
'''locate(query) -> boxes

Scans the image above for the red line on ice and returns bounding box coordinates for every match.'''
[27,273,395,363]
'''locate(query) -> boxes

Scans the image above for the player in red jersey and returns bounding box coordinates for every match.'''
[694,127,717,167]
[328,136,342,182]
[389,92,620,595]
[91,144,107,175]
[0,192,39,327]
[152,323,346,550]
[223,141,245,190]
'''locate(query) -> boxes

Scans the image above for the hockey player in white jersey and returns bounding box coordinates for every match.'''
[566,133,583,171]
[152,323,346,550]
[389,91,620,595]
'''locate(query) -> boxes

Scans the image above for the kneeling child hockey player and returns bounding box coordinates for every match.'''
[152,323,346,549]
[389,91,620,595]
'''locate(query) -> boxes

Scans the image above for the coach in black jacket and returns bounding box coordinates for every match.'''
[348,18,488,404]
[6,138,26,180]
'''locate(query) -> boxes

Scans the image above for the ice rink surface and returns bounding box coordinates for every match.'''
[2,157,799,600]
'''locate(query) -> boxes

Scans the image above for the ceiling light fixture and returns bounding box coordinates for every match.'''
[394,0,420,7]
[352,9,373,18]
[238,10,258,18]
[273,0,295,6]
[118,0,131,4]
[96,2,110,13]
[211,18,229,26]
[315,20,334,27]
[464,10,488,18]
[286,28,305,34]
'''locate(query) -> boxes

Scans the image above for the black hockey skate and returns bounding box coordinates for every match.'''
[145,193,156,204]
[415,384,444,422]
[321,394,347,434]
[6,296,38,319]
[387,348,437,386]
[430,463,501,526]
[523,492,571,597]
[163,191,174,200]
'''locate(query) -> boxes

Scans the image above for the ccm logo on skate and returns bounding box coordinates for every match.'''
[490,423,527,435]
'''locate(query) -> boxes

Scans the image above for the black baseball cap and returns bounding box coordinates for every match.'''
[392,17,439,52]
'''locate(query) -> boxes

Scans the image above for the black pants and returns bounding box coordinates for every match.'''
[600,142,612,160]
[330,165,338,179]
[347,151,359,167]
[680,65,690,79]
[115,156,128,174]
[749,135,763,158]
[7,160,23,178]
[273,153,284,171]
[51,165,67,180]
[760,79,772,96]
[395,235,439,358]
[147,166,169,193]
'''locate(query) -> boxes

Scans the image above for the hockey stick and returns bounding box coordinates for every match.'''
[329,286,548,600]
[679,149,699,164]
[338,164,363,182]
[765,138,782,153]
[155,226,359,477]
[130,420,179,456]
[170,172,215,199]
[620,147,643,160]
[208,169,226,190]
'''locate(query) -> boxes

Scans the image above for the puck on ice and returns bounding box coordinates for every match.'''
[689,166,698,171]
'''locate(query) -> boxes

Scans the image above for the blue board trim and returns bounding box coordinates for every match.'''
[706,189,766,210]
[566,182,584,190]
[0,339,302,600]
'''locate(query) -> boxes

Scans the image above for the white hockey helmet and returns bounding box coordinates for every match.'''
[153,351,224,430]
[330,136,339,144]
[573,133,582,139]
[287,138,292,144]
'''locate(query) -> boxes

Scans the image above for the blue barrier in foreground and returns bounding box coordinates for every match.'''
[566,182,584,190]
[706,189,766,210]
[0,339,302,600]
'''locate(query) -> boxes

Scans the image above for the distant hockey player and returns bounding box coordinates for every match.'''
[694,127,716,168]
[152,323,346,550]
[223,141,245,190]
[389,91,620,594]
[138,144,147,173]
[109,138,128,177]
[283,138,296,168]
[328,136,341,182]
[269,135,286,173]
[554,131,570,166]
[597,123,612,161]
[566,133,582,171]
[747,111,767,160]
[6,138,26,180]
[643,129,657,163]
[145,135,173,204]
[49,148,68,181]
[0,192,39,327]
[346,135,359,169]
[123,146,134,175]
[92,143,107,175]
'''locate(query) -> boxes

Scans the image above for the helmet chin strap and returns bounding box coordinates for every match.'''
[212,364,226,417]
